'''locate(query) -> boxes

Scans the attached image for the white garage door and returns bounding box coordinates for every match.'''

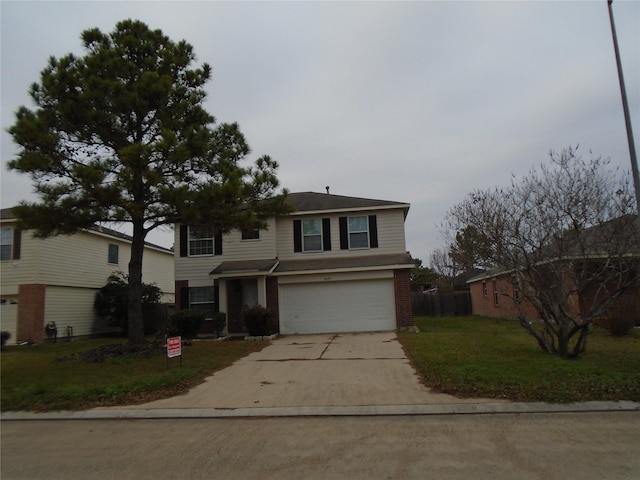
[279,279,396,334]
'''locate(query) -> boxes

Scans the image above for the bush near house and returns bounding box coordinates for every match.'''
[210,312,227,338]
[169,310,206,338]
[243,305,273,336]
[94,272,162,334]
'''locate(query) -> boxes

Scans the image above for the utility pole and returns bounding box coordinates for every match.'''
[607,0,640,226]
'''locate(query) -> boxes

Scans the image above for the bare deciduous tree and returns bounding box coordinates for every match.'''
[443,147,639,358]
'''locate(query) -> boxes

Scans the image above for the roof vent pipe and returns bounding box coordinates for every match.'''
[325,186,330,194]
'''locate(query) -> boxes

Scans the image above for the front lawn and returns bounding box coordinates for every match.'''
[398,316,640,403]
[1,338,266,411]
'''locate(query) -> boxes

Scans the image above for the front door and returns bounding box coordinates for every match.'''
[241,279,259,309]
[226,278,259,334]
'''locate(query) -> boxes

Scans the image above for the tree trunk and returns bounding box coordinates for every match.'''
[127,219,146,345]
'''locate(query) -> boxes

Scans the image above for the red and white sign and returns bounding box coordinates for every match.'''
[167,336,182,358]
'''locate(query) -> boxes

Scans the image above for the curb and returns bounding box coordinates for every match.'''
[2,401,639,421]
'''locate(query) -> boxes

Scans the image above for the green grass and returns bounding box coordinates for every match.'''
[398,316,640,403]
[3,319,639,411]
[1,338,266,411]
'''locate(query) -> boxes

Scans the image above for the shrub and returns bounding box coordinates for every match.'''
[243,305,273,336]
[211,312,227,338]
[599,315,635,337]
[601,294,639,337]
[169,310,205,338]
[94,271,162,333]
[1,331,10,348]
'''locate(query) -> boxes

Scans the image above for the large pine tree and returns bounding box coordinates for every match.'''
[8,19,290,344]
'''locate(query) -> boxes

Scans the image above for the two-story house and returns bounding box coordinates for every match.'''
[0,208,175,344]
[174,191,414,335]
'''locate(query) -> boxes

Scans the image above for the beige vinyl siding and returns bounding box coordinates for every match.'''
[19,229,174,297]
[44,286,118,338]
[0,221,40,290]
[174,219,278,283]
[138,247,175,302]
[219,218,277,260]
[276,208,407,260]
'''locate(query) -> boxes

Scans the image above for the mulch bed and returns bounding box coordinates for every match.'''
[55,342,165,363]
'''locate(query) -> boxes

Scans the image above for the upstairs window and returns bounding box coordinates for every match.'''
[348,216,369,249]
[302,219,322,252]
[1,228,12,261]
[339,215,378,250]
[179,225,222,257]
[188,226,214,256]
[241,229,260,241]
[108,244,119,264]
[293,218,331,252]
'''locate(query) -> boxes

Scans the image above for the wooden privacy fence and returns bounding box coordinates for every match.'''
[411,292,472,317]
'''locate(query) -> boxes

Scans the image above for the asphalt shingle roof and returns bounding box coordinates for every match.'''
[285,192,409,213]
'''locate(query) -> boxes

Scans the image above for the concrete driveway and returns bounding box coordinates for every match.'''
[124,332,492,410]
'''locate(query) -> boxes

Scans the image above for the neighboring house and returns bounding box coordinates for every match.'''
[467,216,640,322]
[468,271,541,319]
[0,208,175,344]
[174,191,414,335]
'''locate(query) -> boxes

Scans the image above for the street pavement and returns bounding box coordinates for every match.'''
[2,332,639,479]
[2,413,639,479]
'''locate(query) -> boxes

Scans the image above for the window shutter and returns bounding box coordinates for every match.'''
[180,287,190,310]
[12,229,21,260]
[322,218,331,251]
[214,286,220,312]
[214,232,223,255]
[293,220,302,252]
[179,225,188,257]
[368,215,378,248]
[339,217,348,250]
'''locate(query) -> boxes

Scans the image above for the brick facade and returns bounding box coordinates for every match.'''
[394,269,413,328]
[174,280,188,310]
[17,284,46,343]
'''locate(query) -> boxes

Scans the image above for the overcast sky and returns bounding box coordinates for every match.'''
[1,0,639,264]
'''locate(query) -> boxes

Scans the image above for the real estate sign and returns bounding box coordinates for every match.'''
[167,336,182,358]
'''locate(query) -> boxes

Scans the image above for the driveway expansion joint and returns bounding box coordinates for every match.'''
[2,401,639,421]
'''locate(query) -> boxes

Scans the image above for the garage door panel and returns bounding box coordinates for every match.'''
[279,279,395,334]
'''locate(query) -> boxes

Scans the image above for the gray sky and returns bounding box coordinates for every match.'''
[2,1,639,264]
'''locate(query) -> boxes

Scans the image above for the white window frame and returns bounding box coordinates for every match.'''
[302,219,322,252]
[348,216,369,249]
[188,226,214,256]
[1,227,13,262]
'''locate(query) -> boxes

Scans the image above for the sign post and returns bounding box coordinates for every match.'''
[167,336,182,368]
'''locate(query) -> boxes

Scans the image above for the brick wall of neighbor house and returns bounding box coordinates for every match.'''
[17,284,46,343]
[394,269,413,328]
[266,277,280,333]
[470,275,541,320]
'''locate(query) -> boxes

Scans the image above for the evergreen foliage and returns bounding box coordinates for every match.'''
[8,20,291,344]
